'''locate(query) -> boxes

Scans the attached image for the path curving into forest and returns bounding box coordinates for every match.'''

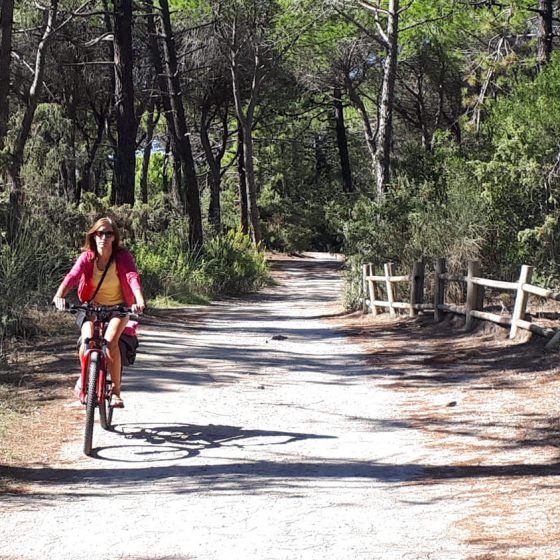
[2,253,557,560]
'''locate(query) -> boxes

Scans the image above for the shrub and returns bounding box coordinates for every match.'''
[196,230,270,295]
[132,219,201,302]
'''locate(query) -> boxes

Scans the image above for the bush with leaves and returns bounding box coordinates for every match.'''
[131,218,201,302]
[195,230,269,295]
[473,53,560,280]
[340,140,491,309]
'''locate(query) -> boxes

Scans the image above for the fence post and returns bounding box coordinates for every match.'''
[368,264,378,317]
[409,261,424,317]
[384,262,396,317]
[465,260,482,330]
[510,265,533,339]
[434,258,446,322]
[545,330,560,351]
[362,263,368,313]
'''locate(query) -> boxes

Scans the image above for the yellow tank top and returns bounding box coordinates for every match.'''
[92,262,124,305]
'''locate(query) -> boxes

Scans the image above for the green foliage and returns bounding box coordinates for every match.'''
[126,219,271,300]
[473,53,560,277]
[341,189,417,270]
[196,230,270,295]
[134,153,169,202]
[0,215,71,339]
[132,219,201,302]
[342,253,367,312]
[259,180,342,252]
[7,0,560,330]
[340,139,491,308]
[407,180,488,273]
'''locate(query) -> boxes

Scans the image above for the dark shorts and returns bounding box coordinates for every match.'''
[75,305,127,330]
[75,309,88,330]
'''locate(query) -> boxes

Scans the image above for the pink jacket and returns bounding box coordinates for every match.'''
[61,248,143,307]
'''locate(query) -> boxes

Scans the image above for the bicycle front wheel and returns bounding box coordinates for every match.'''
[84,352,100,456]
[99,370,112,430]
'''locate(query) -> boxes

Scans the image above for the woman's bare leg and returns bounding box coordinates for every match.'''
[104,316,129,399]
[79,320,93,360]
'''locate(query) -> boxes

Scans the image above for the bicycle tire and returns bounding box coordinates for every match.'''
[99,370,112,430]
[83,352,100,456]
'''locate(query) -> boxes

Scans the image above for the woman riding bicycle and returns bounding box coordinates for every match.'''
[52,217,146,408]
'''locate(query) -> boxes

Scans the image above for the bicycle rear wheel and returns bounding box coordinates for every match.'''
[84,352,100,456]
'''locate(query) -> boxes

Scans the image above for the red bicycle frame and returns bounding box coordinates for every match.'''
[67,304,137,455]
[78,318,110,406]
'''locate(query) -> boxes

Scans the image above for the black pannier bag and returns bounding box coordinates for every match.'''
[119,333,139,366]
[77,333,139,366]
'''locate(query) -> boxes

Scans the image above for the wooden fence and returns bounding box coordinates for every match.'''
[362,259,560,350]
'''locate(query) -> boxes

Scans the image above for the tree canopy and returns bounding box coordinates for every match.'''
[1,0,560,289]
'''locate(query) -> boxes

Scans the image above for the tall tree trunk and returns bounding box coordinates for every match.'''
[59,161,69,199]
[145,0,181,208]
[200,104,226,234]
[240,121,261,244]
[414,77,432,150]
[140,101,158,204]
[92,160,104,197]
[314,133,329,178]
[230,52,262,245]
[67,92,78,201]
[346,81,377,168]
[237,125,249,235]
[333,87,353,193]
[113,0,137,206]
[8,0,58,240]
[161,139,170,195]
[0,0,14,151]
[79,105,107,197]
[537,0,554,66]
[158,0,203,247]
[374,0,399,198]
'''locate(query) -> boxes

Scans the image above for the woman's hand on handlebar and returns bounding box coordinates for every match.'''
[52,296,66,311]
[131,302,145,315]
[131,290,146,315]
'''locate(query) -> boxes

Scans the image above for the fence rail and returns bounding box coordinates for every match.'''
[362,259,560,349]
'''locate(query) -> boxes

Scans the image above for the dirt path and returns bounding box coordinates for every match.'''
[1,253,559,560]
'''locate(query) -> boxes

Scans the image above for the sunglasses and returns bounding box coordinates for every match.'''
[95,230,114,238]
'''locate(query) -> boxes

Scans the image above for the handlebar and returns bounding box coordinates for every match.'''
[66,303,139,321]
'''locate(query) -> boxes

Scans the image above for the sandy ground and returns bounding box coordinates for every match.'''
[1,253,560,560]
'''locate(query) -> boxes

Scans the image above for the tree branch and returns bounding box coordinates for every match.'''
[401,12,455,33]
[83,32,114,47]
[332,5,388,48]
[357,1,390,16]
[50,0,97,36]
[398,0,416,14]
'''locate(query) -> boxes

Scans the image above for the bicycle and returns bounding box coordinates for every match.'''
[67,304,138,456]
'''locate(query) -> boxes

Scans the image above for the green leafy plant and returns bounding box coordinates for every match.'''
[196,230,270,295]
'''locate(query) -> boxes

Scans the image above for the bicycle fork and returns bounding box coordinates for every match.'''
[79,341,109,405]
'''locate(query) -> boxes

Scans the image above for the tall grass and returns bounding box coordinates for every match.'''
[0,218,70,339]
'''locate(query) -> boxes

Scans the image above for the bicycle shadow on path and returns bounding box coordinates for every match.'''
[91,422,337,462]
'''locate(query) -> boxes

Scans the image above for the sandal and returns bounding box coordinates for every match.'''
[73,377,82,400]
[110,394,125,408]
